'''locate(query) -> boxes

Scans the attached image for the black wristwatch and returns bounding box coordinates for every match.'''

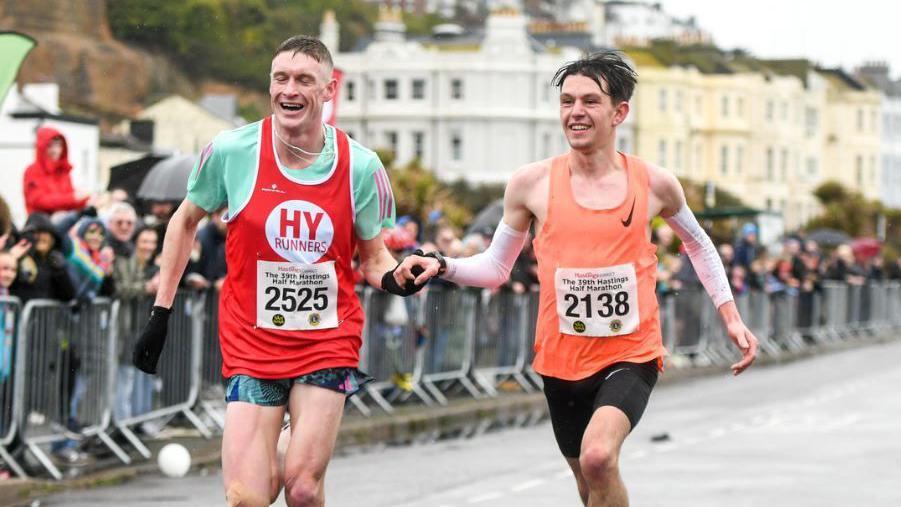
[413,249,447,276]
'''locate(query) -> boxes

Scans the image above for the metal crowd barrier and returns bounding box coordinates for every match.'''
[17,298,128,480]
[420,286,482,404]
[0,297,24,478]
[4,280,901,479]
[357,288,433,412]
[471,290,535,396]
[113,291,211,460]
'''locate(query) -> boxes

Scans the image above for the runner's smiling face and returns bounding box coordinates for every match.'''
[269,51,336,132]
[559,74,629,153]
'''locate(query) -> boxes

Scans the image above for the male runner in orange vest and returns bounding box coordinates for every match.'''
[398,51,758,506]
[132,36,425,507]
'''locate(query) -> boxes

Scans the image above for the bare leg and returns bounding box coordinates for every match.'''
[565,457,589,506]
[579,406,632,507]
[221,401,286,506]
[282,384,345,507]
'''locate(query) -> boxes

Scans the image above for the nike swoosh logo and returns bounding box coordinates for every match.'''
[621,197,636,227]
[605,367,627,381]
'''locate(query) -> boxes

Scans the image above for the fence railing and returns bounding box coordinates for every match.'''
[0,281,899,479]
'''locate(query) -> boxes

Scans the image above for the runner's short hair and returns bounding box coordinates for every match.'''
[273,35,333,71]
[553,51,637,104]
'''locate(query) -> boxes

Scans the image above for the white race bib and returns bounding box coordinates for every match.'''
[256,260,338,331]
[555,264,640,337]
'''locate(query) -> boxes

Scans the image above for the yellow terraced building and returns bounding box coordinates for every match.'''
[623,46,882,230]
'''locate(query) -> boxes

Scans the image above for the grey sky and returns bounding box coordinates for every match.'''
[658,0,901,78]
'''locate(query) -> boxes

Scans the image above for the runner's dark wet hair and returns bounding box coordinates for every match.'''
[553,51,637,104]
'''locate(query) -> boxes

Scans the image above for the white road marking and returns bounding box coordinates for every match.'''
[511,479,546,492]
[467,492,503,503]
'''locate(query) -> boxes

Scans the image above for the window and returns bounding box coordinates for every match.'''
[780,102,788,120]
[346,81,356,101]
[695,95,702,114]
[675,90,683,112]
[856,155,864,186]
[806,157,818,178]
[871,110,878,132]
[384,79,398,100]
[805,107,818,138]
[766,197,773,210]
[736,145,743,175]
[780,148,788,180]
[766,147,774,180]
[857,108,864,131]
[413,131,424,160]
[737,97,744,117]
[451,132,462,160]
[675,141,683,171]
[766,100,774,121]
[385,131,398,154]
[412,79,425,100]
[658,88,667,112]
[721,95,729,117]
[451,79,463,99]
[720,145,729,175]
[658,139,667,166]
[871,155,877,184]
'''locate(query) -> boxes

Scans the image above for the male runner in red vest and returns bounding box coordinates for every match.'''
[398,52,758,506]
[132,36,423,507]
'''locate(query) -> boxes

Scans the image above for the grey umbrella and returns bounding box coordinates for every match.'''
[136,154,198,201]
[806,228,852,246]
[465,199,505,236]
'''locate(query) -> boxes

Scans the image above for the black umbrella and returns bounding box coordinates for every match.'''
[137,154,198,202]
[465,199,504,236]
[806,228,852,246]
[107,154,166,197]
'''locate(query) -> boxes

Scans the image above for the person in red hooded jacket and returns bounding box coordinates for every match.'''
[23,127,89,215]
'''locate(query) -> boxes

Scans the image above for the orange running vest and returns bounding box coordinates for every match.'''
[532,152,666,381]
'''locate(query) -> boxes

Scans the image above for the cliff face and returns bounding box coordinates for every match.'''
[0,0,193,118]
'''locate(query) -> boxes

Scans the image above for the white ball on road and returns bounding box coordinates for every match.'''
[157,443,192,478]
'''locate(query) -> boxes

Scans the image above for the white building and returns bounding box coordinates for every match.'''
[0,83,100,227]
[533,0,711,48]
[857,63,901,209]
[331,7,638,183]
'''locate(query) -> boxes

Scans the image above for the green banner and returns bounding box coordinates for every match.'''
[0,31,36,106]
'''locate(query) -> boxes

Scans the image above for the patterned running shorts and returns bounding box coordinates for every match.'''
[225,367,373,406]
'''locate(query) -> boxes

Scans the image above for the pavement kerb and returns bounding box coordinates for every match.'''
[1,332,896,506]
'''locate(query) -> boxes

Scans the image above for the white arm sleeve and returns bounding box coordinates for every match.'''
[663,204,734,308]
[443,221,528,289]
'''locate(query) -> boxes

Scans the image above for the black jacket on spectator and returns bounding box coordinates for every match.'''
[195,221,227,282]
[10,213,75,304]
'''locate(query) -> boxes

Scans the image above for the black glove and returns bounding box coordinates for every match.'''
[132,305,172,374]
[381,264,426,297]
[410,249,447,276]
[80,205,97,218]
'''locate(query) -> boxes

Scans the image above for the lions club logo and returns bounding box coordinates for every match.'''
[609,319,623,333]
[272,314,286,327]
[573,321,586,333]
[265,200,334,263]
[308,313,321,327]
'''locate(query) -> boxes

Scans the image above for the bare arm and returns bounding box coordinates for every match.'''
[153,200,208,308]
[357,232,401,289]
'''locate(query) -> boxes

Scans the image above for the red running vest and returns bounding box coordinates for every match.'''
[217,116,364,379]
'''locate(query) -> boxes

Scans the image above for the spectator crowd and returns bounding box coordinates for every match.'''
[2,127,900,476]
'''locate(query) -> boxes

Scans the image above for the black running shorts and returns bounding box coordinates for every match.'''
[542,360,658,458]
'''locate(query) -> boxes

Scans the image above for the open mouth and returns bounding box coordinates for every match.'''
[569,124,591,132]
[280,102,305,112]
